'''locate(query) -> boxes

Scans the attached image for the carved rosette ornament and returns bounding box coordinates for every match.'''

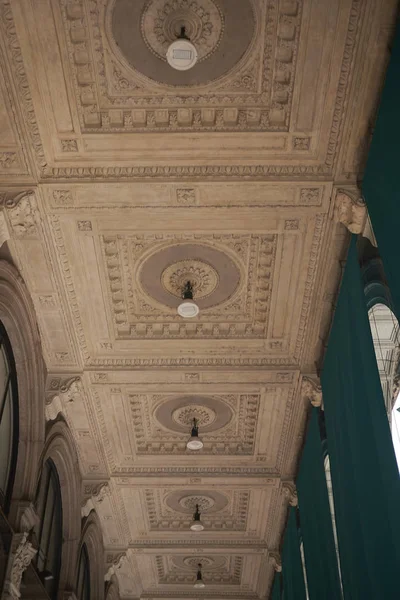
[141,0,224,62]
[3,533,37,599]
[282,481,298,507]
[334,189,367,234]
[301,376,323,408]
[269,551,282,573]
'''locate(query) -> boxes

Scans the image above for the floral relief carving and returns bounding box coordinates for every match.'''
[0,151,18,168]
[60,139,78,152]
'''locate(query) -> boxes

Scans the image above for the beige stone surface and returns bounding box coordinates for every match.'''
[0,0,397,597]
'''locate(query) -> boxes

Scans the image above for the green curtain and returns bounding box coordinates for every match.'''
[362,23,400,319]
[296,408,342,599]
[321,237,400,599]
[282,507,306,600]
[271,573,281,600]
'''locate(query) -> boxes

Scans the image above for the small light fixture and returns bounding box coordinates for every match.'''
[190,504,204,532]
[177,280,199,318]
[186,417,204,451]
[194,563,205,589]
[167,26,198,71]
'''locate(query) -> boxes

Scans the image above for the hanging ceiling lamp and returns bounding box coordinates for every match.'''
[193,563,205,589]
[167,26,198,71]
[186,417,204,451]
[190,504,204,532]
[177,280,199,318]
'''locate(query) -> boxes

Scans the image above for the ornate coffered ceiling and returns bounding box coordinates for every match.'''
[0,0,397,598]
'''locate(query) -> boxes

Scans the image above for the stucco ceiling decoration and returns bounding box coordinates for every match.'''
[141,0,225,62]
[154,394,233,433]
[161,259,219,300]
[131,392,259,455]
[156,554,243,585]
[139,242,241,311]
[111,0,254,86]
[166,489,228,513]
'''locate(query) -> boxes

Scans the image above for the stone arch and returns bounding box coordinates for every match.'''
[39,418,82,594]
[78,510,105,600]
[0,260,45,513]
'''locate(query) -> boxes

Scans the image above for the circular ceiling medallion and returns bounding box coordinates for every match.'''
[172,404,217,428]
[161,259,219,300]
[139,243,241,311]
[166,489,228,514]
[109,0,255,87]
[179,494,215,511]
[179,556,226,570]
[142,0,224,63]
[154,395,233,433]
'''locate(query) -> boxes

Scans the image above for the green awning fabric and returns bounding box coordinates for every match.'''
[282,507,306,600]
[321,237,400,599]
[362,24,400,319]
[297,408,342,600]
[271,573,282,600]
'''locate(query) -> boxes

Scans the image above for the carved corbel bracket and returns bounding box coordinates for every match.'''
[334,189,367,234]
[45,376,83,421]
[16,502,40,533]
[301,375,323,408]
[0,190,39,239]
[269,551,282,573]
[282,481,298,507]
[105,552,127,582]
[81,482,110,518]
[2,532,37,599]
